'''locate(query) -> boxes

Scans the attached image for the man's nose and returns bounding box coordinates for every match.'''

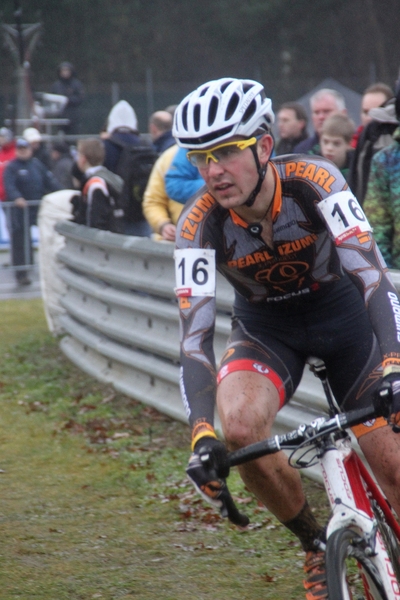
[206,158,225,175]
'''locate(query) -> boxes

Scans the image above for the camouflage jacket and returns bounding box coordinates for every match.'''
[364,127,400,268]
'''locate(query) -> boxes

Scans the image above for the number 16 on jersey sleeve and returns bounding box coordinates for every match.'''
[317,191,372,245]
[174,248,216,298]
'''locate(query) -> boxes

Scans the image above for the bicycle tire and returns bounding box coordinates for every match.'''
[372,500,400,586]
[326,527,388,600]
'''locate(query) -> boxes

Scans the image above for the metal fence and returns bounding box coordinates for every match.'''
[0,200,41,287]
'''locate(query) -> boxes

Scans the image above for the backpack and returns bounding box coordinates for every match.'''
[71,166,124,233]
[110,135,158,223]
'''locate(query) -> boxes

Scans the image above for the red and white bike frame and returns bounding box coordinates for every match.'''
[320,435,400,599]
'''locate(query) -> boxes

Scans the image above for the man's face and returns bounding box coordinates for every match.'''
[361,91,387,126]
[60,66,72,79]
[16,145,33,161]
[311,95,341,135]
[277,108,305,139]
[320,134,350,169]
[195,135,273,209]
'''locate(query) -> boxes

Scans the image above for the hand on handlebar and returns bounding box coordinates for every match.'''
[376,373,400,432]
[186,437,229,508]
[186,437,250,526]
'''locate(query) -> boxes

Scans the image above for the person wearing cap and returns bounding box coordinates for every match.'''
[4,139,60,285]
[23,127,52,169]
[172,77,400,600]
[50,62,84,134]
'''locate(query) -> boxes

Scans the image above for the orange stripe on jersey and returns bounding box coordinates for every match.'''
[229,163,282,227]
[217,358,285,409]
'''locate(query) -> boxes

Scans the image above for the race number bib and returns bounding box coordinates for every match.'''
[174,248,216,297]
[317,191,372,245]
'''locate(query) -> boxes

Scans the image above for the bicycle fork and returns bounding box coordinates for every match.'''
[319,437,400,598]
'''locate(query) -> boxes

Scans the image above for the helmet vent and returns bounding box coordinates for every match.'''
[220,80,232,93]
[199,86,209,97]
[208,96,219,126]
[242,99,256,123]
[182,103,189,131]
[225,93,239,120]
[194,104,201,131]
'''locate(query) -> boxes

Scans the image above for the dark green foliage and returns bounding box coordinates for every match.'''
[0,0,399,93]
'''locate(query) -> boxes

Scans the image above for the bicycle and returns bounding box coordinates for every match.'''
[201,359,400,599]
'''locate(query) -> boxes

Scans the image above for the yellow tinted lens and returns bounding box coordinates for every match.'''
[187,137,257,167]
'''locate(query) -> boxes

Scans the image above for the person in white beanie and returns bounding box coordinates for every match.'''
[23,127,52,169]
[102,100,154,236]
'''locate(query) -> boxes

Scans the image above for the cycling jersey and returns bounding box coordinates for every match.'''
[175,154,400,430]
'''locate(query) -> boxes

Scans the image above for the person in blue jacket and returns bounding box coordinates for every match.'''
[165,146,204,205]
[4,138,60,285]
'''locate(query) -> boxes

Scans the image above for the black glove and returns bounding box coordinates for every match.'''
[186,437,230,508]
[376,373,400,433]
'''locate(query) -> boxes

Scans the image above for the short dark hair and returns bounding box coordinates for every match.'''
[363,82,394,101]
[321,113,355,143]
[77,138,105,166]
[278,102,308,125]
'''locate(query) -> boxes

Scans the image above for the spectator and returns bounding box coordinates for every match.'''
[164,146,204,205]
[320,113,355,182]
[363,84,400,268]
[293,88,346,155]
[4,138,60,285]
[149,110,175,154]
[349,96,398,206]
[103,100,142,171]
[0,127,16,202]
[275,102,308,155]
[50,61,84,134]
[50,141,74,189]
[352,82,394,148]
[23,127,52,169]
[142,144,181,241]
[71,138,124,232]
[165,104,178,117]
[102,100,155,236]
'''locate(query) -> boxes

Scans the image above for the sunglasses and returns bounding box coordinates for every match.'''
[186,137,257,168]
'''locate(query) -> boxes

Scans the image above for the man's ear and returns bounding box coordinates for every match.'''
[258,134,274,162]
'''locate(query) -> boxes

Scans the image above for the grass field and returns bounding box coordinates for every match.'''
[0,298,329,599]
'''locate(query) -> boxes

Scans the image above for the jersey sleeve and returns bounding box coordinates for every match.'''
[317,186,400,371]
[175,218,218,431]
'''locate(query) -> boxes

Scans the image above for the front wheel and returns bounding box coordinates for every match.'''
[371,500,400,586]
[326,527,388,600]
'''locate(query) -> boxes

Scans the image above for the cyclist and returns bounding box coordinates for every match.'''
[173,78,400,600]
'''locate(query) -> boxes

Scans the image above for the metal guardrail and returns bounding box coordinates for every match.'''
[54,221,400,480]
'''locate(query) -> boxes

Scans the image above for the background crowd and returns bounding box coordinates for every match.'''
[1,61,400,287]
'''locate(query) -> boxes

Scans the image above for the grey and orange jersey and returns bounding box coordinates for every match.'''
[175,154,400,428]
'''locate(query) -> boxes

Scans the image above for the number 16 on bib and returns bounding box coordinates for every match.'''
[317,191,372,245]
[174,248,216,297]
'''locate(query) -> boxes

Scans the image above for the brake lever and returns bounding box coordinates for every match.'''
[219,484,250,527]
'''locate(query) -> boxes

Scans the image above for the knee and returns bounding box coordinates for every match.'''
[221,408,272,450]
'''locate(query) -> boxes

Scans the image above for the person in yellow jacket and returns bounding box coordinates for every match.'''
[142,144,180,241]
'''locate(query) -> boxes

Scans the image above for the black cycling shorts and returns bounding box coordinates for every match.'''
[218,276,383,412]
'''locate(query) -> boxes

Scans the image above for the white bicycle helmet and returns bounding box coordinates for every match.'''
[173,78,275,149]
